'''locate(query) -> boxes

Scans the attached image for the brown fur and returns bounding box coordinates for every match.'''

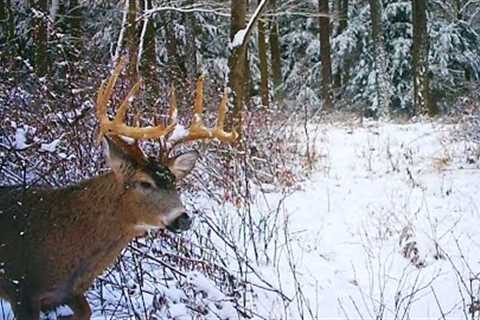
[0,139,198,319]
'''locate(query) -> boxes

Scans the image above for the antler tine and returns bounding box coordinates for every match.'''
[96,57,127,131]
[212,87,238,143]
[216,87,228,126]
[194,76,205,114]
[168,85,178,125]
[96,58,177,141]
[173,79,238,145]
[113,79,143,126]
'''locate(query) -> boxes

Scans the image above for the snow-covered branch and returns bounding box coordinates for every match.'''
[230,0,269,50]
[139,4,230,21]
[113,0,129,64]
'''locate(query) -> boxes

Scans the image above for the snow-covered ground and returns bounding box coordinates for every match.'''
[2,120,480,319]
[257,120,480,319]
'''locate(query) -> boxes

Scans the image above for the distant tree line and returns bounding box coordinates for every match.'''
[1,0,480,133]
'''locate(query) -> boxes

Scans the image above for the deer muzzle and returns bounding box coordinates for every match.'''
[166,212,192,233]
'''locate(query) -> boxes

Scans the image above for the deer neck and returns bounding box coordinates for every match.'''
[69,172,140,237]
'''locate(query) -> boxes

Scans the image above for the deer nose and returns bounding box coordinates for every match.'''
[167,212,192,233]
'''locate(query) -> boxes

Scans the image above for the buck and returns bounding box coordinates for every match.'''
[0,59,237,320]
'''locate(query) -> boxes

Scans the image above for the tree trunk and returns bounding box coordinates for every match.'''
[0,0,15,56]
[126,0,138,81]
[339,0,348,31]
[228,0,248,135]
[140,0,157,86]
[454,0,462,20]
[319,0,333,111]
[69,0,83,61]
[165,11,186,82]
[0,0,6,52]
[334,0,348,90]
[184,0,198,81]
[258,15,269,107]
[369,0,391,117]
[0,0,5,22]
[269,0,283,106]
[412,0,437,116]
[32,0,48,76]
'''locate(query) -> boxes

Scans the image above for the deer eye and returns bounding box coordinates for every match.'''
[138,181,155,190]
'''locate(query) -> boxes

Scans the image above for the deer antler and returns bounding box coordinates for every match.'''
[96,57,177,141]
[170,77,238,145]
[96,58,237,147]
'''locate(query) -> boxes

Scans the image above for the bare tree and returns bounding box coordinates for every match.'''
[269,0,283,106]
[165,10,186,84]
[334,0,349,90]
[258,12,269,107]
[319,0,333,111]
[126,0,139,81]
[228,0,269,134]
[68,0,84,61]
[228,0,248,134]
[0,0,15,56]
[412,0,438,115]
[31,0,48,76]
[139,0,157,87]
[184,0,198,81]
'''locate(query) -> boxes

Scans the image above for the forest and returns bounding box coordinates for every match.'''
[1,0,480,319]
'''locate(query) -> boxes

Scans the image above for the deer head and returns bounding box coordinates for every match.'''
[95,58,238,233]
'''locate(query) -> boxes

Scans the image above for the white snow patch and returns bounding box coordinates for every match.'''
[40,138,61,153]
[168,124,189,142]
[14,127,29,150]
[230,29,247,49]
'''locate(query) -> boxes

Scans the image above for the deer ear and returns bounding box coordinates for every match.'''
[103,137,135,181]
[169,151,199,180]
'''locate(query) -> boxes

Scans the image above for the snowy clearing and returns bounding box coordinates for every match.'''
[256,120,480,319]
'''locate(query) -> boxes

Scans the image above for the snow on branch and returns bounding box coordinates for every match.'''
[230,0,269,50]
[139,3,230,21]
[113,0,129,64]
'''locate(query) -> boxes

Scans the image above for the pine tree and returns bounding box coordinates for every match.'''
[384,0,414,114]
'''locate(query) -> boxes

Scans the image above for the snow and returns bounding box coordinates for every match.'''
[168,124,189,142]
[2,120,480,319]
[14,127,28,150]
[255,120,480,318]
[40,138,61,153]
[186,272,238,319]
[169,303,188,319]
[230,29,247,49]
[229,0,269,50]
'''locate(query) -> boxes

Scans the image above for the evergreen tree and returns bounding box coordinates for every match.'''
[384,0,414,115]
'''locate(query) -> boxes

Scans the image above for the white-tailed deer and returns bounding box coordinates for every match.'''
[0,59,237,320]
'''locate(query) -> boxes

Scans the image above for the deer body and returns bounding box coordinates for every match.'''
[0,173,141,308]
[0,58,236,319]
